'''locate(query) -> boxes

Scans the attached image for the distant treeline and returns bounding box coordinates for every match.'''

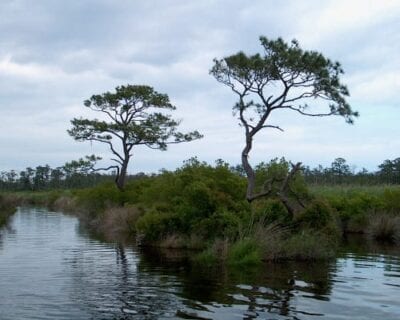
[0,156,146,191]
[303,157,400,185]
[1,157,400,191]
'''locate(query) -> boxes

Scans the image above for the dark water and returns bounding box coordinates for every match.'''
[0,208,399,319]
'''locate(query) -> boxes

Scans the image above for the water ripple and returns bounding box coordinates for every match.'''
[0,208,399,319]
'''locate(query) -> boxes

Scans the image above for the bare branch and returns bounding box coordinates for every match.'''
[262,125,284,132]
[284,106,335,117]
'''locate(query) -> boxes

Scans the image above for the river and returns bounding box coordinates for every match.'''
[0,207,399,319]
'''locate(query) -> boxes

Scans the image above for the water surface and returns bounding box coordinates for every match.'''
[0,208,399,319]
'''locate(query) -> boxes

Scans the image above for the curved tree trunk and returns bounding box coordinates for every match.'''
[116,158,129,191]
[242,135,256,202]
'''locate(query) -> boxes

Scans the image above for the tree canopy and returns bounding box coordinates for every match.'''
[210,36,358,204]
[68,84,202,190]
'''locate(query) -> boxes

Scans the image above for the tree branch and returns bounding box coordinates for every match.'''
[284,106,335,117]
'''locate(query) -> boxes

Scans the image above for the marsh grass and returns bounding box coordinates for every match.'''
[0,194,17,227]
[366,213,400,244]
[94,206,142,241]
[309,184,400,197]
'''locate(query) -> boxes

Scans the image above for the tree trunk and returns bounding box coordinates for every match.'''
[242,134,256,202]
[116,159,129,191]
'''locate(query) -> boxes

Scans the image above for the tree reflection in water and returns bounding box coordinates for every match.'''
[138,247,336,319]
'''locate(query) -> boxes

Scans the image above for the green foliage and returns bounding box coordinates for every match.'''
[382,188,400,212]
[254,157,309,200]
[192,210,240,239]
[135,209,181,241]
[228,238,262,266]
[295,200,334,229]
[252,199,291,225]
[282,231,336,260]
[73,182,127,216]
[193,248,218,266]
[210,36,358,126]
[133,159,248,241]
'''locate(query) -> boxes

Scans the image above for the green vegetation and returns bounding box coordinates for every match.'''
[1,37,399,265]
[0,194,17,227]
[6,158,399,265]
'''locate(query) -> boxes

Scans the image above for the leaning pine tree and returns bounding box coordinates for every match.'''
[68,85,202,190]
[210,37,358,208]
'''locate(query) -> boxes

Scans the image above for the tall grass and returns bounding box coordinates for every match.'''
[366,213,400,244]
[309,184,400,197]
[0,194,17,227]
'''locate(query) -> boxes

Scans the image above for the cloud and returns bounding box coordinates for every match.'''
[0,0,398,172]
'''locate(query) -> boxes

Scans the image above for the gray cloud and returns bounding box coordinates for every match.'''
[0,0,399,172]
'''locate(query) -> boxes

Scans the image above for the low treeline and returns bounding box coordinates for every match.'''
[2,158,399,265]
[2,156,400,192]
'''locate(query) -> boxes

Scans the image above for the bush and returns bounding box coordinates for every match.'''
[136,209,182,241]
[74,182,126,216]
[382,188,400,212]
[132,160,248,242]
[253,199,291,225]
[295,200,335,229]
[191,210,240,240]
[254,158,309,201]
[282,231,336,260]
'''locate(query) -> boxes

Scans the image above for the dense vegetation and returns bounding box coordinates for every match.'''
[1,37,399,265]
[2,156,400,192]
[3,158,399,265]
[0,194,16,227]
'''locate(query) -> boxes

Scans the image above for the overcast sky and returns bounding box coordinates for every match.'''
[0,0,399,173]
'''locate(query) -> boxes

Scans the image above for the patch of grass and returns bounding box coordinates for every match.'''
[309,184,400,198]
[228,238,262,266]
[94,205,142,241]
[250,221,288,261]
[193,248,218,266]
[0,194,17,227]
[366,213,400,244]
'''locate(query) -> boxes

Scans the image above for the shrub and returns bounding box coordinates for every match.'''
[136,209,181,241]
[74,182,126,216]
[295,200,334,227]
[130,160,249,242]
[254,158,309,201]
[191,210,240,240]
[254,199,291,225]
[382,188,400,212]
[282,231,336,260]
